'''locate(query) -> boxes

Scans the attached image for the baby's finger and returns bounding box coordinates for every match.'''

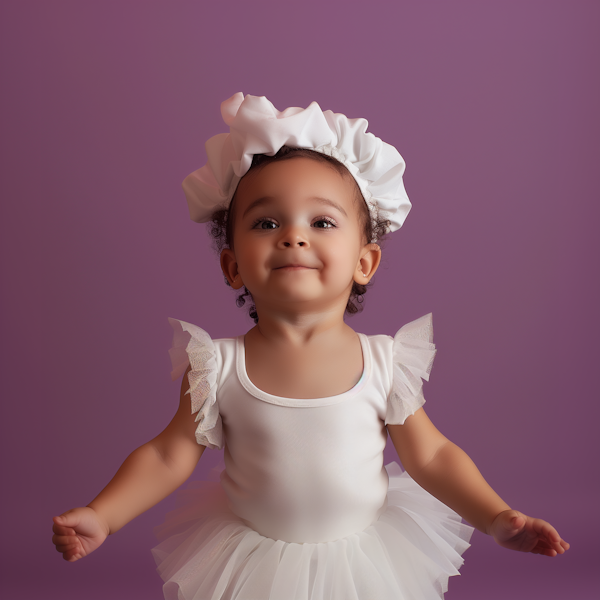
[52,532,80,548]
[52,522,76,537]
[552,536,569,554]
[536,519,556,534]
[538,522,569,552]
[64,550,83,562]
[533,527,569,556]
[55,542,79,553]
[529,535,561,557]
[530,540,554,555]
[53,514,81,531]
[52,533,72,545]
[492,510,526,541]
[509,513,526,530]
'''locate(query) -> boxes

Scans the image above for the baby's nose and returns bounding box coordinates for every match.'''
[278,227,310,248]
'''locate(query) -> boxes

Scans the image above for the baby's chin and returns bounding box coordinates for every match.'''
[255,288,354,313]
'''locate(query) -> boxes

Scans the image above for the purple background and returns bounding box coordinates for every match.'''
[1,1,598,598]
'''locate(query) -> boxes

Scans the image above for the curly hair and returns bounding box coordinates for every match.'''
[209,147,390,323]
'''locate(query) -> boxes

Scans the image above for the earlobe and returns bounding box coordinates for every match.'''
[354,244,382,284]
[220,249,245,289]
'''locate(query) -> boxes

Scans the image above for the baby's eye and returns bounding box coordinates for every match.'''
[252,218,278,230]
[312,217,337,229]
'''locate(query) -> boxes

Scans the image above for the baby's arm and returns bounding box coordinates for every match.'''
[52,366,203,561]
[387,409,569,557]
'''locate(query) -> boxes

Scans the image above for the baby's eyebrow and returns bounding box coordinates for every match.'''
[311,196,348,217]
[242,196,275,218]
[242,196,348,218]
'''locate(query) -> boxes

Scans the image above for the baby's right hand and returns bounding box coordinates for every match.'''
[52,507,109,562]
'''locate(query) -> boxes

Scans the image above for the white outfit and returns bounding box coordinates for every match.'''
[152,315,473,600]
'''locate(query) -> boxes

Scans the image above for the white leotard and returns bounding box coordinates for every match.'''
[154,314,473,600]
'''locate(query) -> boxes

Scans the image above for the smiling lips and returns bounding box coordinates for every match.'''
[274,264,316,270]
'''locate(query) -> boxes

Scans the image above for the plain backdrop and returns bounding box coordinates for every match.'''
[1,1,598,599]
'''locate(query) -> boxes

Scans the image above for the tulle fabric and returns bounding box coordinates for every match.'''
[152,463,473,600]
[168,318,223,450]
[386,313,437,425]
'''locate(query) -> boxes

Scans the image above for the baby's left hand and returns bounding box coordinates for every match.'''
[489,510,570,557]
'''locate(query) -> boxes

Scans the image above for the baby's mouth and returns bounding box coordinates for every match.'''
[274,264,315,270]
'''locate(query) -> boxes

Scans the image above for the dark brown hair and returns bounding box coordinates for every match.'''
[209,147,389,323]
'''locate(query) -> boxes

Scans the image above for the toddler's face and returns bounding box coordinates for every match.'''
[221,157,374,315]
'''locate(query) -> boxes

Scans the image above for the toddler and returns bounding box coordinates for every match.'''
[52,93,569,600]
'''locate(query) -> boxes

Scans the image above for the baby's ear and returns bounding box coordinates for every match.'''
[354,244,381,284]
[220,249,245,289]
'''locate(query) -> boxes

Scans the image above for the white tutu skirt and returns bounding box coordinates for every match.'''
[152,463,473,600]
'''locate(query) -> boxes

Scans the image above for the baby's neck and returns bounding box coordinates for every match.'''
[250,305,352,346]
[244,311,363,400]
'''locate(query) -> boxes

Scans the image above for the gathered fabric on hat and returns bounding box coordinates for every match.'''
[182,93,412,233]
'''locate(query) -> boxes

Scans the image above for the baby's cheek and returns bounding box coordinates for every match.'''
[330,245,361,273]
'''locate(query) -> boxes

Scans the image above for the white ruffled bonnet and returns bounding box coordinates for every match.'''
[182,93,411,233]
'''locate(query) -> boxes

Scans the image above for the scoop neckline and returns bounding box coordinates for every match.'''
[235,333,372,407]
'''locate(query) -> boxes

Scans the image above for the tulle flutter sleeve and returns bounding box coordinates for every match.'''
[386,313,437,425]
[168,318,223,449]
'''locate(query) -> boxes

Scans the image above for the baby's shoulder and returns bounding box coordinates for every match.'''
[364,314,434,352]
[365,332,394,347]
[168,317,237,346]
[370,314,436,425]
[167,318,238,379]
[362,313,436,375]
[364,333,394,373]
